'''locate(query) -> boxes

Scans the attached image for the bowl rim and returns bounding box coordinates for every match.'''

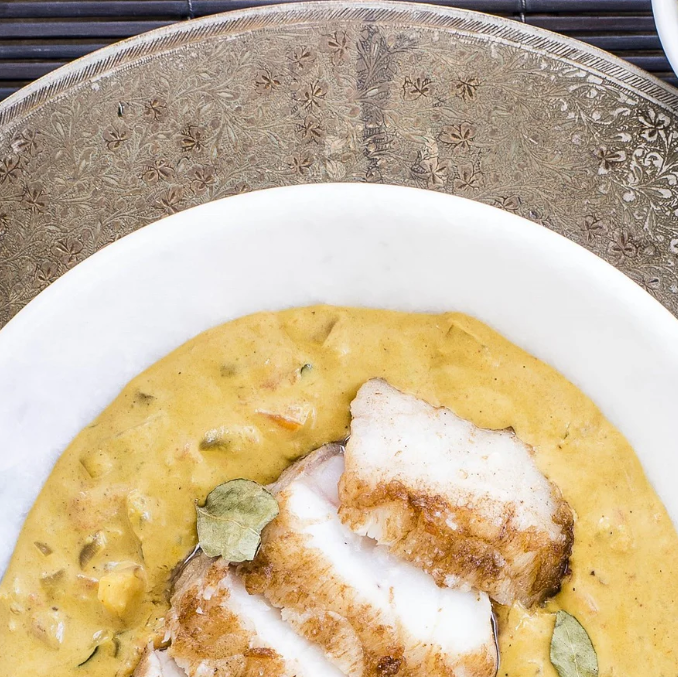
[653,0,678,77]
[2,183,678,577]
[5,184,677,346]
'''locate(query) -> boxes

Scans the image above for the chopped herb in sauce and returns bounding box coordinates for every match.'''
[77,646,98,667]
[78,531,105,569]
[34,541,53,556]
[135,391,155,404]
[199,429,230,451]
[221,364,239,377]
[40,569,65,592]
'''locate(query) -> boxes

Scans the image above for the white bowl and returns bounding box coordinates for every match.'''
[653,0,678,76]
[1,183,678,575]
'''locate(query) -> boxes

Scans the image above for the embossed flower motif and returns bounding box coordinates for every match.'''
[342,86,362,118]
[640,240,658,257]
[21,184,46,213]
[364,133,388,159]
[54,235,84,266]
[402,76,432,101]
[11,128,40,155]
[103,126,129,150]
[180,125,204,153]
[289,46,316,73]
[453,163,481,191]
[454,77,479,101]
[190,165,216,194]
[365,166,383,183]
[411,154,450,188]
[0,212,8,238]
[638,108,670,142]
[438,122,476,150]
[608,230,637,258]
[628,270,661,293]
[155,186,184,214]
[255,70,281,93]
[0,156,21,184]
[36,260,59,284]
[579,215,607,243]
[144,98,167,121]
[595,146,626,174]
[641,276,661,292]
[287,153,314,175]
[639,150,664,172]
[142,159,174,184]
[324,158,346,181]
[296,116,324,144]
[321,31,349,64]
[495,195,521,212]
[297,81,327,112]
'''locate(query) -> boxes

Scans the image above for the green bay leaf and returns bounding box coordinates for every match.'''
[550,611,599,677]
[196,479,279,562]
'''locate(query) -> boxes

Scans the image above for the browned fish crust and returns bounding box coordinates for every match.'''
[167,556,289,677]
[338,474,574,608]
[240,445,498,677]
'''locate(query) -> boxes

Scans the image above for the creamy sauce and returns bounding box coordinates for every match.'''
[1,306,677,676]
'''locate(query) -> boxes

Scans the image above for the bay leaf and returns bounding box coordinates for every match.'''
[550,610,599,677]
[196,479,279,562]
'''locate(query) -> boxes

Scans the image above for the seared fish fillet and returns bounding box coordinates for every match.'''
[240,444,498,677]
[338,379,574,607]
[149,554,344,677]
[134,646,186,677]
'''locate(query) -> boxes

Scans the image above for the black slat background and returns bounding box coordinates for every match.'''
[0,0,675,102]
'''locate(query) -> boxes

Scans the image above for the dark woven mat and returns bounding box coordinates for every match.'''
[0,0,676,102]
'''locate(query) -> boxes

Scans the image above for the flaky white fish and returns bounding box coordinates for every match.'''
[339,379,574,607]
[240,444,498,677]
[134,646,185,677]
[135,554,344,677]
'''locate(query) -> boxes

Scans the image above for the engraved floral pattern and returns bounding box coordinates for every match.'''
[0,4,677,327]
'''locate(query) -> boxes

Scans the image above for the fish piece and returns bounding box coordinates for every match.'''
[134,646,187,677]
[165,554,344,677]
[240,444,498,677]
[339,379,574,607]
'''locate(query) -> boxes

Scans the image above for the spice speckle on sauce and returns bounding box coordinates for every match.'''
[1,306,677,675]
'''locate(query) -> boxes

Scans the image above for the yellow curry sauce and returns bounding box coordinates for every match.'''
[1,306,677,676]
